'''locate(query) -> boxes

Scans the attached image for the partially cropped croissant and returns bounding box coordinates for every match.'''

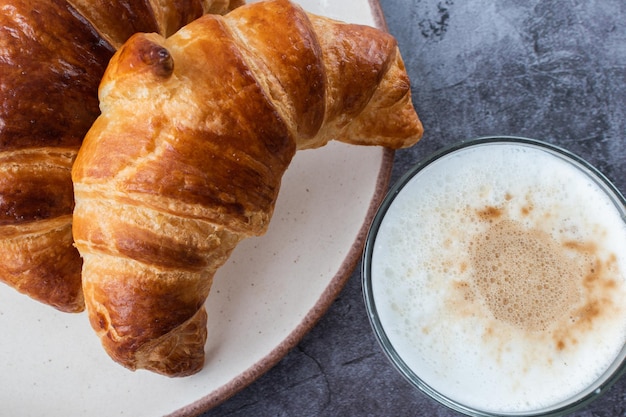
[72,0,423,377]
[0,0,243,312]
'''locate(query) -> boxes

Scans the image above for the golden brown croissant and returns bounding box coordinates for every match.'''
[0,0,243,312]
[72,0,423,376]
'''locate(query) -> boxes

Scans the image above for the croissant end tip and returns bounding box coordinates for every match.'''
[114,34,175,79]
[139,43,174,79]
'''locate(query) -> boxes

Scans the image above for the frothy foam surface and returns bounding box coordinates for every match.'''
[370,142,626,413]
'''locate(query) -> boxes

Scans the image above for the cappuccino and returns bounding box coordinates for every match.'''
[365,139,626,414]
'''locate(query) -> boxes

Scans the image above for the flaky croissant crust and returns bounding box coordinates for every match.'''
[72,0,423,377]
[0,0,243,312]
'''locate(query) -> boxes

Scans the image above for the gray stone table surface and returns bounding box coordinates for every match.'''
[202,0,626,416]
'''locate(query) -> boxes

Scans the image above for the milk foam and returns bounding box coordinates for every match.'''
[371,142,626,413]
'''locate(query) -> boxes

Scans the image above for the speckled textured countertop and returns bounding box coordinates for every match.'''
[203,0,626,415]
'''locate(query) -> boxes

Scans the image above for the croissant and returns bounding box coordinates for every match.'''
[0,0,243,312]
[72,0,423,377]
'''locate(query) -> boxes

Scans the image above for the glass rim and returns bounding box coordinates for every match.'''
[362,135,626,417]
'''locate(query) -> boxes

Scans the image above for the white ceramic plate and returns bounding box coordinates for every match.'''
[0,1,392,416]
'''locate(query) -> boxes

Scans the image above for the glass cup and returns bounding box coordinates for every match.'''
[362,136,626,416]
